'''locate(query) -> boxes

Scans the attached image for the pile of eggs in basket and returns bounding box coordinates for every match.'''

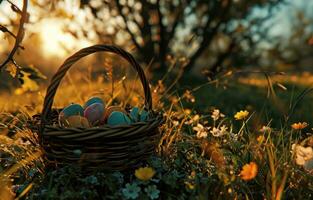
[58,97,149,128]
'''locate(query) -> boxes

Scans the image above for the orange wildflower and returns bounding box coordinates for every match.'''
[257,135,265,143]
[240,162,258,181]
[291,122,308,130]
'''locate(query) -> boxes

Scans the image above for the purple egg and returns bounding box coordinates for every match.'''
[84,103,105,125]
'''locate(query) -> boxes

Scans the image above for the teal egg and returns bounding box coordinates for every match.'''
[61,104,84,117]
[304,158,313,171]
[140,110,149,121]
[107,111,131,126]
[84,103,105,125]
[130,107,140,122]
[84,97,104,109]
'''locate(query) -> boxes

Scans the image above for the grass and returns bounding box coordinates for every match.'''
[0,69,313,199]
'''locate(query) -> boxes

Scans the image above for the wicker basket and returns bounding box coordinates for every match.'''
[39,44,163,171]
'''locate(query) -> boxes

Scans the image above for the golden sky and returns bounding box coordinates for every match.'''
[0,0,93,58]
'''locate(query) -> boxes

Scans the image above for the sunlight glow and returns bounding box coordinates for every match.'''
[38,19,91,58]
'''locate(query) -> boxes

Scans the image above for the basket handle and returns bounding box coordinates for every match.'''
[40,44,152,127]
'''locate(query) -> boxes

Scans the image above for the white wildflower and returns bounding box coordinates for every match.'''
[259,126,271,132]
[185,114,200,125]
[211,109,225,121]
[291,144,313,166]
[219,125,228,135]
[229,132,238,141]
[210,127,219,137]
[210,125,228,137]
[193,123,209,139]
[172,120,179,127]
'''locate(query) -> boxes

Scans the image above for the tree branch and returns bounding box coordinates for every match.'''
[114,0,143,53]
[138,0,154,56]
[0,24,16,38]
[156,0,167,68]
[0,0,28,71]
[209,40,236,76]
[167,0,189,45]
[184,1,232,72]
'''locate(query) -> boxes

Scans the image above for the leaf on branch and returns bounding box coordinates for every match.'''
[15,71,40,95]
[0,25,9,33]
[10,3,22,14]
[5,62,18,78]
[21,65,47,80]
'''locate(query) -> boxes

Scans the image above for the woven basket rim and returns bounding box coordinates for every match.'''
[43,113,164,130]
[37,45,164,171]
[39,44,160,137]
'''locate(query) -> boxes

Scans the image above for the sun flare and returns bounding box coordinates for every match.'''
[38,19,90,58]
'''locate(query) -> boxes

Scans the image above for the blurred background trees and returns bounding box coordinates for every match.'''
[0,0,313,85]
[77,0,286,76]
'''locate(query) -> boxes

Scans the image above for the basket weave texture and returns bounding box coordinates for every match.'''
[39,44,163,171]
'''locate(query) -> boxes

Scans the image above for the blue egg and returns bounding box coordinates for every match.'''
[61,104,84,117]
[140,110,149,121]
[304,158,313,171]
[107,111,131,126]
[84,97,104,109]
[130,107,140,122]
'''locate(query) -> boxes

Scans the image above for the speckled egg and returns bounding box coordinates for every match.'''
[84,97,104,109]
[84,103,105,125]
[59,104,84,124]
[107,111,131,126]
[62,115,90,128]
[101,106,127,124]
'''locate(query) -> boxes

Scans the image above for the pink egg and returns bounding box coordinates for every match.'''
[84,103,105,125]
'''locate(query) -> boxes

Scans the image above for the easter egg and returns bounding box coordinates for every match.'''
[107,111,131,126]
[84,97,104,109]
[130,107,140,122]
[140,109,149,121]
[61,104,84,117]
[101,106,127,123]
[304,158,313,172]
[59,104,84,124]
[62,115,90,128]
[84,103,105,125]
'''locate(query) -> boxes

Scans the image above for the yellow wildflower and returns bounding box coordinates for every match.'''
[184,181,195,190]
[234,110,249,120]
[188,171,196,179]
[240,162,258,181]
[291,122,308,130]
[135,167,156,181]
[184,109,192,115]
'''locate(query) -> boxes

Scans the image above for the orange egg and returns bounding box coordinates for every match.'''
[61,115,90,128]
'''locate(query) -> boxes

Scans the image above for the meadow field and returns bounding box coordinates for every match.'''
[1,69,313,199]
[1,0,313,199]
